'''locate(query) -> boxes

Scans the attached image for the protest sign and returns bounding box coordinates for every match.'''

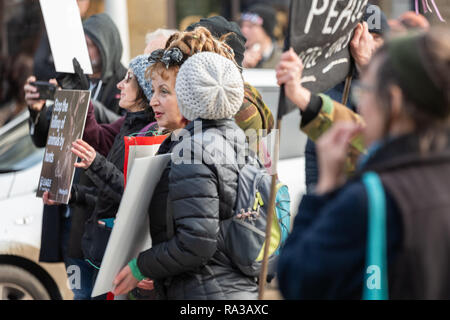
[36,89,91,204]
[39,0,93,74]
[91,153,171,298]
[123,135,168,186]
[289,0,369,94]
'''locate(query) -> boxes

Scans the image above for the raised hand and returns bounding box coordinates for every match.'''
[315,122,363,194]
[350,22,376,71]
[275,48,311,111]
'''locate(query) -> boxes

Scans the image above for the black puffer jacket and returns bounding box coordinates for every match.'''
[137,119,258,300]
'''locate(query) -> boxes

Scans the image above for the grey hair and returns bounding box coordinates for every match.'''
[145,28,178,45]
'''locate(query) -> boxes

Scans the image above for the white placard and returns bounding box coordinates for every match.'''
[126,144,161,181]
[39,0,93,74]
[91,153,171,298]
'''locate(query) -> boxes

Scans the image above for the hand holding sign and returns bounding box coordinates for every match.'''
[57,58,90,90]
[42,191,58,206]
[350,22,376,71]
[113,265,140,296]
[72,139,96,169]
[276,48,311,112]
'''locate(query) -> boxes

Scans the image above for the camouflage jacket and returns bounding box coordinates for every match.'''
[235,83,275,167]
[235,82,274,136]
[301,94,366,175]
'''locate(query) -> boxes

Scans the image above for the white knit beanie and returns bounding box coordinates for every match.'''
[175,52,244,121]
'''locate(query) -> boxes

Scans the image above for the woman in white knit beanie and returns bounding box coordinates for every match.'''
[114,46,259,299]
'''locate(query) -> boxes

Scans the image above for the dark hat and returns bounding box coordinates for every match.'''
[185,16,247,68]
[241,4,277,39]
[363,4,390,37]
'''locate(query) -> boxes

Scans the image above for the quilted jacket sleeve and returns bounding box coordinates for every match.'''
[136,155,220,280]
[84,152,124,216]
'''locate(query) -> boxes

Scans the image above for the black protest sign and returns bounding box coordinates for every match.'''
[289,0,368,94]
[36,89,90,204]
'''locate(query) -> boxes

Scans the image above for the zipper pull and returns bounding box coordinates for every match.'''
[256,191,264,207]
[253,196,259,211]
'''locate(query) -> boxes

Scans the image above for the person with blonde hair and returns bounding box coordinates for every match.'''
[113,27,260,299]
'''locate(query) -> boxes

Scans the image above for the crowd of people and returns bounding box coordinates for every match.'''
[20,1,450,300]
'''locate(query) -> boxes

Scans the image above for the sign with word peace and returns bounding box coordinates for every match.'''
[289,0,369,93]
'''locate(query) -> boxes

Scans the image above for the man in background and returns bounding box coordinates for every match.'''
[240,3,282,69]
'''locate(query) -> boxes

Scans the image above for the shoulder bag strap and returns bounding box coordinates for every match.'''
[362,171,389,300]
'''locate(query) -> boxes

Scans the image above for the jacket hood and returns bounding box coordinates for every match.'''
[83,13,125,81]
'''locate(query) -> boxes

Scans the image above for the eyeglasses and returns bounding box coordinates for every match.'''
[351,81,376,106]
[124,71,134,83]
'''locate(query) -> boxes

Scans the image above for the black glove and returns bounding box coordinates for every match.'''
[56,58,90,90]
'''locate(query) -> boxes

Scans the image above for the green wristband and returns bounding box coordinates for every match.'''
[128,258,146,281]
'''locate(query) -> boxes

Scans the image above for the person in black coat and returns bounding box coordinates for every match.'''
[42,54,155,299]
[305,5,390,193]
[24,13,128,300]
[113,51,259,300]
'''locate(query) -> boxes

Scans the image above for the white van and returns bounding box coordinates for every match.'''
[0,111,72,300]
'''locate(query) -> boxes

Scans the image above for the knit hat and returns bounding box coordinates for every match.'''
[241,4,277,39]
[176,52,244,121]
[128,54,152,102]
[185,16,247,68]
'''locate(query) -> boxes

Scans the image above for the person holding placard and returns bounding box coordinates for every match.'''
[39,54,156,299]
[24,12,128,300]
[185,15,275,158]
[113,29,259,299]
[304,4,391,194]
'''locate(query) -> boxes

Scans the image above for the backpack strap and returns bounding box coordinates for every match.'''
[362,171,389,300]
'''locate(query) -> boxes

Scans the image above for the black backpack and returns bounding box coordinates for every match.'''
[219,155,291,277]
